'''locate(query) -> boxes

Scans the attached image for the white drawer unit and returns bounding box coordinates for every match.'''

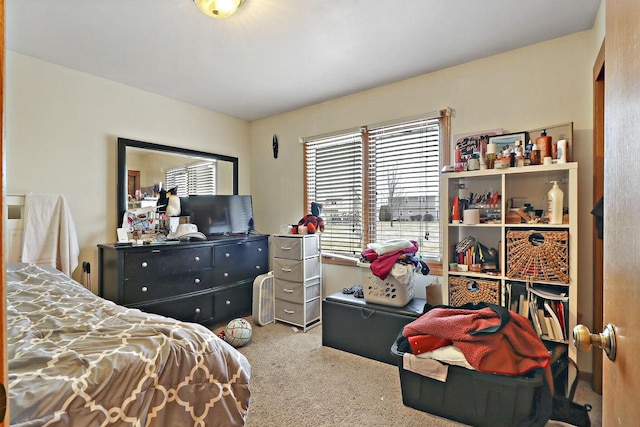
[271,234,322,332]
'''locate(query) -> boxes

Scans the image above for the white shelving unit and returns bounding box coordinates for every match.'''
[441,162,578,390]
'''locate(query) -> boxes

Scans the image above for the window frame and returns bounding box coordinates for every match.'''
[303,110,449,275]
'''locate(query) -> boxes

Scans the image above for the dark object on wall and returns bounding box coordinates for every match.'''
[591,197,604,239]
[272,134,278,158]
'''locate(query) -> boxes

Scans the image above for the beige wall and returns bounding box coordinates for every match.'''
[251,29,604,373]
[5,51,252,285]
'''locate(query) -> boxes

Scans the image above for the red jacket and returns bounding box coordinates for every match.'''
[403,305,553,393]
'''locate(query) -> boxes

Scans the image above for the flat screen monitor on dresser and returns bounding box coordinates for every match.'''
[183,195,254,236]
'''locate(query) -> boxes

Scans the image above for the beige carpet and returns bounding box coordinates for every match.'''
[211,318,601,427]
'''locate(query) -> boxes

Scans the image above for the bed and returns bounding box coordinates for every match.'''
[7,262,251,427]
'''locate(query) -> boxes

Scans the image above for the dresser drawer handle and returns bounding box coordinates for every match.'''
[195,308,201,314]
[194,278,201,284]
[224,272,229,277]
[255,265,261,270]
[225,252,230,258]
[281,246,292,251]
[284,309,295,314]
[281,267,292,272]
[141,262,148,268]
[194,256,200,262]
[226,300,231,305]
[283,289,294,293]
[141,286,148,292]
[258,247,263,252]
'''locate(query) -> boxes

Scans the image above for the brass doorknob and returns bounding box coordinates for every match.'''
[573,323,617,361]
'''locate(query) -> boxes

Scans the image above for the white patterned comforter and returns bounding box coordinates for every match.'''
[7,263,251,427]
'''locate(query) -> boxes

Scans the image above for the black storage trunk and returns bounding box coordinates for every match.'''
[322,292,425,365]
[391,338,550,427]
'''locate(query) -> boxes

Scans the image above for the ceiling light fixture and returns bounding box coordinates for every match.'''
[193,0,245,19]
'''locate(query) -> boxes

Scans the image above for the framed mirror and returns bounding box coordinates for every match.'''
[117,138,238,223]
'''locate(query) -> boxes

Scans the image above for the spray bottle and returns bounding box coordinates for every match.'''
[547,181,564,224]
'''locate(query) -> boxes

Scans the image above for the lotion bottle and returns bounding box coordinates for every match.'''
[547,181,564,224]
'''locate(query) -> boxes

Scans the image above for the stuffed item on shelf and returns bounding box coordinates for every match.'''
[165,187,181,217]
[291,202,325,234]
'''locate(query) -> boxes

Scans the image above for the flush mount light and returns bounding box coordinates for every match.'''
[193,0,246,19]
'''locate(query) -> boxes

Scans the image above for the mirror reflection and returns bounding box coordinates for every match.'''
[117,138,238,222]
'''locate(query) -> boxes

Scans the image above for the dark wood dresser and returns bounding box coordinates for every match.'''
[98,234,269,325]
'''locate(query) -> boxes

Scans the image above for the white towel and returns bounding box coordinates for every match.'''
[403,353,449,382]
[21,193,79,275]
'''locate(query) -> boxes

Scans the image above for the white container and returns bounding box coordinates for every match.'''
[547,181,564,224]
[557,139,567,164]
[357,262,415,307]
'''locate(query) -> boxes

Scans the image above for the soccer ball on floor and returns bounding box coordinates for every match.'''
[224,318,252,347]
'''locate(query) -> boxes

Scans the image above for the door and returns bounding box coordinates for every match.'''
[127,170,140,199]
[600,0,640,424]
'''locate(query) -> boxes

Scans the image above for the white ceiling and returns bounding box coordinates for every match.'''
[6,0,601,122]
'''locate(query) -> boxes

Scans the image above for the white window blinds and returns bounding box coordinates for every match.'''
[367,116,441,260]
[304,112,442,261]
[165,160,217,197]
[305,130,364,256]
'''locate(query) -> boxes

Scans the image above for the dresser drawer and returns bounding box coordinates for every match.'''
[124,246,213,278]
[273,257,320,282]
[123,270,212,304]
[140,292,215,324]
[275,298,320,326]
[214,282,252,321]
[275,278,320,303]
[271,235,318,260]
[214,240,268,284]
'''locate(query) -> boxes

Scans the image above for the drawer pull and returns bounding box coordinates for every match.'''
[258,247,263,252]
[226,300,231,305]
[225,252,230,258]
[194,278,201,284]
[281,267,292,272]
[281,246,292,251]
[224,272,229,277]
[141,286,148,292]
[141,262,148,268]
[284,309,295,314]
[255,265,261,270]
[195,308,201,314]
[283,288,294,293]
[194,256,200,262]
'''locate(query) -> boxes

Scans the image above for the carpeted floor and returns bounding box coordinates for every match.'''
[212,318,601,427]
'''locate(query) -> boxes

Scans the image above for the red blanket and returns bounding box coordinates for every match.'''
[403,306,553,393]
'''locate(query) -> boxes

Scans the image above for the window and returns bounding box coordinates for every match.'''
[304,110,449,268]
[165,161,217,197]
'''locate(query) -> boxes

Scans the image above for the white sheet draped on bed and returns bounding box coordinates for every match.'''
[20,192,79,275]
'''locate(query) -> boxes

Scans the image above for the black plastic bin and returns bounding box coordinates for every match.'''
[391,337,550,427]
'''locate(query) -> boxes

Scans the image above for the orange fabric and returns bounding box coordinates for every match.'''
[407,335,453,355]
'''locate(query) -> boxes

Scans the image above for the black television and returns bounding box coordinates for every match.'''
[182,195,254,236]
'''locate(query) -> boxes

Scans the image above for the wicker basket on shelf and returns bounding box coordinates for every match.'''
[506,230,569,283]
[448,276,500,306]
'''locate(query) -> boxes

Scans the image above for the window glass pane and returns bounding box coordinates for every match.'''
[368,117,441,260]
[304,114,442,261]
[305,131,363,256]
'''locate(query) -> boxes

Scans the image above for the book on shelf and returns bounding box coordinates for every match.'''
[544,301,565,341]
